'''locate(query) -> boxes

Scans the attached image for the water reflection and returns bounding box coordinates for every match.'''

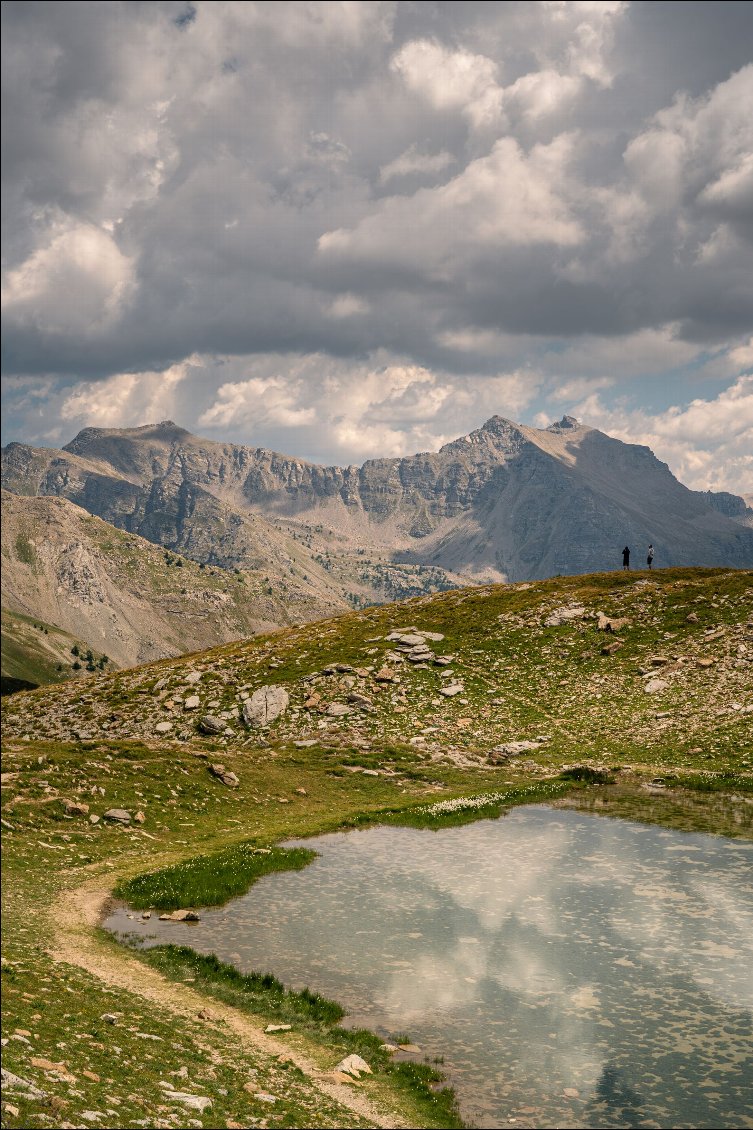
[106,806,753,1129]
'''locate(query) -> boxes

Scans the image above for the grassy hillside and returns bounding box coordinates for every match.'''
[1,491,346,673]
[1,609,112,694]
[1,567,751,1130]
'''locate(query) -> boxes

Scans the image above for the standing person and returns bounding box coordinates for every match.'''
[647,544,654,569]
[622,546,630,570]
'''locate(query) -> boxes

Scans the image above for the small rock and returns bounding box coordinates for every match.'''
[334,1054,372,1078]
[303,692,321,709]
[697,658,715,668]
[326,703,352,717]
[644,678,668,694]
[89,814,100,825]
[184,671,203,685]
[439,684,463,697]
[133,811,145,824]
[649,656,670,667]
[601,640,623,656]
[101,1014,118,1024]
[64,800,89,816]
[686,612,699,623]
[160,909,200,922]
[102,808,131,824]
[398,1043,422,1053]
[253,1092,278,1103]
[184,696,200,711]
[265,1024,292,1033]
[374,666,396,682]
[155,721,174,734]
[294,787,308,796]
[380,1043,399,1053]
[293,739,318,747]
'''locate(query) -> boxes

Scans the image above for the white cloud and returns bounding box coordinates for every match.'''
[59,358,194,429]
[199,375,317,430]
[378,145,454,185]
[2,217,134,333]
[391,39,504,129]
[501,69,583,121]
[319,135,582,274]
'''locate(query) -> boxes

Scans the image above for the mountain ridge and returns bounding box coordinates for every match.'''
[3,415,752,597]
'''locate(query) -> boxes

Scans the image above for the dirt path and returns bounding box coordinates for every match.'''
[50,875,408,1130]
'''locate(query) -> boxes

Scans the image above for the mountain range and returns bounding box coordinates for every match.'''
[2,414,751,684]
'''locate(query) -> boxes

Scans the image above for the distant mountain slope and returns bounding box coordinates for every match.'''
[0,491,345,672]
[1,608,111,694]
[2,417,751,594]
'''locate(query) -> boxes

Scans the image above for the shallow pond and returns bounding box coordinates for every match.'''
[107,806,753,1129]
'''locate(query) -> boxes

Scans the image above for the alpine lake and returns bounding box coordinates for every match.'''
[106,799,753,1130]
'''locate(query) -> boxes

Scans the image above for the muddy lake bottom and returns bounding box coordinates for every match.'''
[107,805,753,1129]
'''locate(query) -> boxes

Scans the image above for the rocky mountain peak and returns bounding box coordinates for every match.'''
[547,415,581,432]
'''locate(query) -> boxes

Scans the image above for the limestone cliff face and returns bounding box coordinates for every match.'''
[3,416,752,587]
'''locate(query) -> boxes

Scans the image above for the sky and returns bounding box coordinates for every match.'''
[2,1,752,493]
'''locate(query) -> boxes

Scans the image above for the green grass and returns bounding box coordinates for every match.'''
[131,944,346,1025]
[114,843,317,911]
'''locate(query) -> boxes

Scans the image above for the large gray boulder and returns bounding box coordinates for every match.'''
[242,685,289,727]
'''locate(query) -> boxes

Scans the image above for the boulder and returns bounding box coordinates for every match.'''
[163,1089,212,1113]
[1,1067,47,1099]
[544,605,585,627]
[334,1054,373,1079]
[488,738,547,763]
[243,685,289,727]
[209,763,239,788]
[326,703,351,717]
[103,808,131,824]
[597,612,630,633]
[198,715,225,734]
[347,691,373,709]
